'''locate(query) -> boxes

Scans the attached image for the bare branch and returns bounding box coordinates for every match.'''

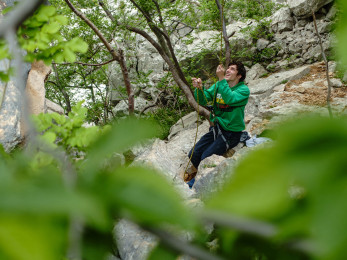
[312,11,333,118]
[144,226,226,260]
[64,0,119,60]
[98,0,115,22]
[53,58,117,67]
[215,0,231,66]
[139,89,166,115]
[201,210,277,238]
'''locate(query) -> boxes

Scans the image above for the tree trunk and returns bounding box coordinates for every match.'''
[118,49,134,114]
[215,0,231,66]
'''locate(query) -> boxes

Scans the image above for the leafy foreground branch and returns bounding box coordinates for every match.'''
[1,100,347,260]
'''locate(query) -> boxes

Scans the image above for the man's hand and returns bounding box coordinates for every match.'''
[192,77,203,89]
[216,64,225,81]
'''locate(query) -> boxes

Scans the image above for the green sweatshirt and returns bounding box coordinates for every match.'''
[194,79,250,132]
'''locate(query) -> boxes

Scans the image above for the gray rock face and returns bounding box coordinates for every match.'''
[112,97,154,116]
[168,111,199,140]
[257,38,270,51]
[270,7,294,33]
[115,62,347,260]
[246,63,268,82]
[287,0,334,18]
[343,71,347,83]
[0,79,22,151]
[45,99,64,114]
[115,220,157,260]
[247,65,311,95]
[193,155,234,199]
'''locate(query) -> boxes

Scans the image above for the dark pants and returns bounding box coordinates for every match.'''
[188,124,242,168]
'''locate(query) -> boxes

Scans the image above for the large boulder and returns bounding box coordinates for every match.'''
[45,99,64,114]
[112,97,154,116]
[115,220,157,260]
[0,76,23,151]
[270,7,294,33]
[247,65,311,95]
[168,111,200,140]
[287,0,334,18]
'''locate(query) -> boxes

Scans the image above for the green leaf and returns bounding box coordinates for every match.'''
[81,117,159,178]
[0,72,10,82]
[39,5,56,18]
[40,132,57,148]
[53,15,68,25]
[337,0,347,66]
[104,166,196,229]
[53,53,64,63]
[0,173,109,229]
[206,145,292,220]
[35,12,49,22]
[68,37,89,53]
[42,22,61,34]
[63,48,76,63]
[50,113,66,125]
[0,215,66,260]
[148,244,178,260]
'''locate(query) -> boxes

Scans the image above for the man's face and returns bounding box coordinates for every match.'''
[225,65,241,82]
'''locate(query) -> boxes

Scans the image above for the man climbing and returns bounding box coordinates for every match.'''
[183,61,250,188]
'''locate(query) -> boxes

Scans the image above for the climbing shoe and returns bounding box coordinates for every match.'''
[183,165,197,182]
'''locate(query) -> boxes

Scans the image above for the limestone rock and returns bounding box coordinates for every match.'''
[193,154,230,199]
[0,80,22,151]
[133,120,210,198]
[248,65,311,95]
[287,0,334,18]
[270,7,294,33]
[168,111,200,140]
[256,38,270,51]
[330,78,343,88]
[246,63,268,82]
[0,57,30,151]
[343,71,347,83]
[45,99,64,114]
[112,97,154,116]
[115,220,157,260]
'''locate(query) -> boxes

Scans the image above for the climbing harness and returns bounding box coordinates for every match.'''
[212,122,229,150]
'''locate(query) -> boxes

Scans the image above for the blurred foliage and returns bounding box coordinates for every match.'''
[0,103,196,260]
[0,4,88,72]
[336,0,347,66]
[1,0,347,259]
[226,0,279,21]
[207,115,347,259]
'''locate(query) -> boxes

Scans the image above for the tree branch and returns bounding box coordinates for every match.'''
[215,0,231,66]
[64,0,119,60]
[144,226,226,260]
[53,58,117,67]
[312,11,333,118]
[98,0,115,22]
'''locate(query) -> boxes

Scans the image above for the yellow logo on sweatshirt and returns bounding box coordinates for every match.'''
[216,93,225,104]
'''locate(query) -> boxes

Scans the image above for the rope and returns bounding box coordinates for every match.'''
[183,81,217,178]
[184,88,200,175]
[219,0,224,64]
[183,0,225,179]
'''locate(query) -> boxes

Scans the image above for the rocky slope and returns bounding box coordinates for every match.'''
[114,61,346,260]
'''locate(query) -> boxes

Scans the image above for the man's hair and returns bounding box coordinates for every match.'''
[228,61,246,82]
